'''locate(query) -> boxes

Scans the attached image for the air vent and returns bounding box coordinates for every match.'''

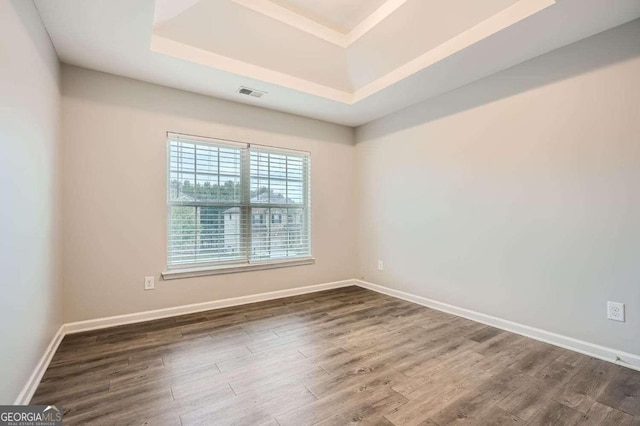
[237,86,267,99]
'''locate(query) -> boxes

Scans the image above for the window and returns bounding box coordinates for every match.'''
[252,214,264,225]
[166,133,311,272]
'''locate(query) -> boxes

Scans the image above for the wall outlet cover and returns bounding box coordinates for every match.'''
[144,276,155,290]
[607,301,625,322]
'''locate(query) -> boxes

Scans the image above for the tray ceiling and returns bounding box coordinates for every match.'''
[35,0,640,126]
[270,0,390,33]
[151,0,546,102]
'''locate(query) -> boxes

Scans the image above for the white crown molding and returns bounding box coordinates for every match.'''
[153,0,555,104]
[355,279,640,372]
[346,0,408,45]
[231,0,408,48]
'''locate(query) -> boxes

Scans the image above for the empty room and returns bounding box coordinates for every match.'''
[2,0,640,424]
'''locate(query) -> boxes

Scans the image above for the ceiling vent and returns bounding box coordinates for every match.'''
[237,86,267,98]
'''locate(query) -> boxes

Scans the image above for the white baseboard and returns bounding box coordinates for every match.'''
[17,277,640,405]
[14,325,65,405]
[17,279,356,404]
[64,279,357,334]
[354,279,640,372]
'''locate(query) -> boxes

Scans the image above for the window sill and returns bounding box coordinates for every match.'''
[161,257,315,280]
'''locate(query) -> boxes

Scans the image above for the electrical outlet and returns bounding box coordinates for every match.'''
[144,276,155,290]
[607,301,625,322]
[377,260,384,271]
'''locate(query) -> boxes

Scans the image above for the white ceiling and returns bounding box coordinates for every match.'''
[270,0,389,33]
[35,0,640,126]
[153,0,523,96]
[154,0,353,92]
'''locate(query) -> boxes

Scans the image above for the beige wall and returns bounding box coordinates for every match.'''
[61,65,357,322]
[355,20,640,356]
[0,1,62,404]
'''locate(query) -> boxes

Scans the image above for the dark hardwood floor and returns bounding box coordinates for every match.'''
[32,286,640,425]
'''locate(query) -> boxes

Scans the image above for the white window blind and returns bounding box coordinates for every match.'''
[167,133,311,270]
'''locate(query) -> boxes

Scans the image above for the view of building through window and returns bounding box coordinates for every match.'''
[167,135,311,268]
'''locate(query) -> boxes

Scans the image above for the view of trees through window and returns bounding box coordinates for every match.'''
[167,137,310,268]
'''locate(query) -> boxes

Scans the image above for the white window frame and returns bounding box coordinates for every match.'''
[162,132,313,280]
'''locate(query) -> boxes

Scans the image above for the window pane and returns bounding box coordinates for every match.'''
[169,140,242,203]
[250,151,308,205]
[168,205,245,266]
[250,207,310,261]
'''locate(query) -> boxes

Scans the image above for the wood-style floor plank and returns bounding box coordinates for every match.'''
[32,286,640,425]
